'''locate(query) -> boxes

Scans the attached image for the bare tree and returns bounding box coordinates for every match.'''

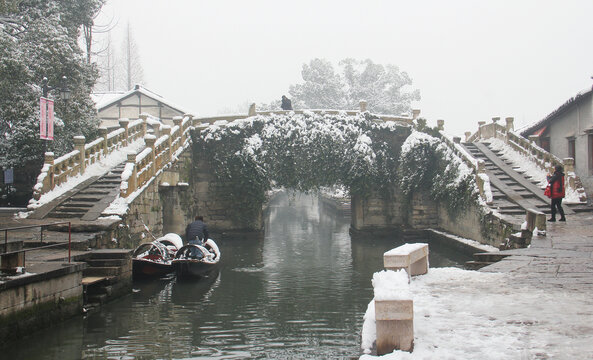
[118,22,144,90]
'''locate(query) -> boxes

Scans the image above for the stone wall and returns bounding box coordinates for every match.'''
[351,189,406,232]
[0,263,85,346]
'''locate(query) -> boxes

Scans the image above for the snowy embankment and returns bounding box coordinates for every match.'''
[487,138,583,204]
[360,267,593,359]
[23,139,145,217]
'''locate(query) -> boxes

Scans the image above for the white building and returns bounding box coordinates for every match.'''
[521,86,593,199]
[92,85,191,129]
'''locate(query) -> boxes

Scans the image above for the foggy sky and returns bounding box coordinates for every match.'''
[96,0,593,136]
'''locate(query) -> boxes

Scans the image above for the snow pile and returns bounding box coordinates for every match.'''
[372,269,412,301]
[360,267,593,359]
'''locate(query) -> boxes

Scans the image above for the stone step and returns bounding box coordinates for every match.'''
[89,249,133,260]
[54,206,88,213]
[69,195,104,202]
[464,261,493,270]
[86,258,128,267]
[83,266,124,277]
[473,252,510,262]
[47,211,83,218]
[58,202,94,208]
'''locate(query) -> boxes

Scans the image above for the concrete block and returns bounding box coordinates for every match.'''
[384,243,429,277]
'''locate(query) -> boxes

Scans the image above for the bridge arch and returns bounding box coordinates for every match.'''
[189,111,412,232]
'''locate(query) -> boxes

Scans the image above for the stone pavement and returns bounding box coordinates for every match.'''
[481,211,593,292]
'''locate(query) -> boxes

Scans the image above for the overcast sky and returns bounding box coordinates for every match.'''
[96,0,593,136]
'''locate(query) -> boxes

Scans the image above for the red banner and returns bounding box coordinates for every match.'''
[40,97,47,139]
[47,99,54,140]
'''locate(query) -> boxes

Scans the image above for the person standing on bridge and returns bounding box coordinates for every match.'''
[281,95,293,110]
[185,215,210,244]
[547,164,566,222]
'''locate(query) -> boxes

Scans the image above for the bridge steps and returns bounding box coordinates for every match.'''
[463,141,593,223]
[30,163,126,222]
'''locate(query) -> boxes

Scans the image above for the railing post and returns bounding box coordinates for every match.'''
[359,100,368,112]
[99,128,108,155]
[119,118,130,146]
[144,135,156,177]
[505,117,514,131]
[73,135,86,175]
[125,152,138,196]
[476,159,487,202]
[162,125,173,163]
[45,152,55,192]
[437,119,444,131]
[477,121,486,139]
[464,131,471,142]
[248,103,256,116]
[139,113,148,137]
[172,116,183,143]
[412,109,420,120]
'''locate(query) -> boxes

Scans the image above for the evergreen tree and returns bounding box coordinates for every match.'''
[0,0,104,202]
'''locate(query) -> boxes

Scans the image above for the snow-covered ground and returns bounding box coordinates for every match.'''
[361,267,593,359]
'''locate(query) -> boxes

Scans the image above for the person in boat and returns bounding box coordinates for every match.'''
[185,215,210,245]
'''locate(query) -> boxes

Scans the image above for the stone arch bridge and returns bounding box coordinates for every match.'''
[26,105,588,248]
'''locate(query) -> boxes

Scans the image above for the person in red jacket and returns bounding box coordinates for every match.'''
[547,164,566,222]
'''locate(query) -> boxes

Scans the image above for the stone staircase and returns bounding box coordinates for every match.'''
[81,249,133,312]
[461,141,591,224]
[29,162,125,222]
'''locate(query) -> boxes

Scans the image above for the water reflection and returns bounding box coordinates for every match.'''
[1,191,470,359]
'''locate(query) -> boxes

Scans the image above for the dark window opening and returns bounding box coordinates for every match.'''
[568,138,576,163]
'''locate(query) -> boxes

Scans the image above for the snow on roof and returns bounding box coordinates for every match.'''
[520,85,593,136]
[91,85,194,115]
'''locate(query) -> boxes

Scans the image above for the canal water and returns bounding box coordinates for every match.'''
[4,192,470,359]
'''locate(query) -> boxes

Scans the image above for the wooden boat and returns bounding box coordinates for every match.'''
[173,239,221,279]
[132,233,184,279]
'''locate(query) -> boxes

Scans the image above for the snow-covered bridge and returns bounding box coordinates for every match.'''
[23,104,590,251]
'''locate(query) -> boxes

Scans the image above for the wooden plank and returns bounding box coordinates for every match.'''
[81,276,106,285]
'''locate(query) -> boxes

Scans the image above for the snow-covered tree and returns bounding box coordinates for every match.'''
[0,0,103,202]
[289,58,420,114]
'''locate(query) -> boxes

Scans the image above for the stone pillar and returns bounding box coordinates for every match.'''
[73,135,86,175]
[161,125,173,163]
[437,119,444,131]
[248,103,256,116]
[172,116,183,144]
[453,136,461,144]
[99,128,108,154]
[350,194,364,230]
[464,131,472,142]
[563,158,575,173]
[119,118,130,146]
[44,152,55,192]
[528,135,540,147]
[359,100,368,112]
[144,135,157,177]
[476,159,486,202]
[505,117,514,131]
[412,109,420,119]
[139,113,148,136]
[492,117,500,124]
[124,152,138,196]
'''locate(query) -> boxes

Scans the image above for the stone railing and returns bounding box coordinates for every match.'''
[194,101,420,126]
[466,117,586,202]
[434,120,492,203]
[120,114,194,197]
[32,118,147,200]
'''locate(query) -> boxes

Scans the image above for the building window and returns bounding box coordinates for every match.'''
[568,137,576,162]
[541,137,550,152]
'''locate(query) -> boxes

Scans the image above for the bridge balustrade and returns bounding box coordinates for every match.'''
[467,117,586,202]
[32,116,150,201]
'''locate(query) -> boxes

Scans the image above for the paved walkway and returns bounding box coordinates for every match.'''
[481,211,593,292]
